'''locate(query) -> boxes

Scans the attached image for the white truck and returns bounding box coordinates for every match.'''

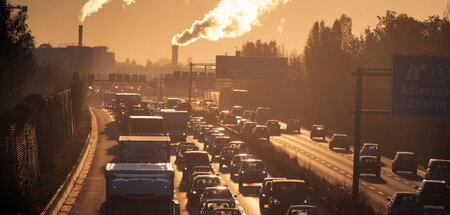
[118,136,171,163]
[158,110,188,142]
[127,115,164,136]
[102,163,179,215]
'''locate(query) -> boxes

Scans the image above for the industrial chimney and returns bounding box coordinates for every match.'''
[78,25,83,47]
[172,45,179,66]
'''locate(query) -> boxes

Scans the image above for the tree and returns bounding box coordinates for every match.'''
[0,0,37,110]
[241,39,283,57]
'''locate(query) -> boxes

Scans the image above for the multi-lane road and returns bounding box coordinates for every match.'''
[64,108,448,215]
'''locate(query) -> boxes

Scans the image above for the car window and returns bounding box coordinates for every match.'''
[361,158,377,163]
[423,182,447,193]
[206,202,231,210]
[205,189,231,198]
[366,145,379,151]
[398,154,414,161]
[195,178,220,186]
[430,161,450,171]
[242,162,264,169]
[396,195,419,203]
[273,182,307,194]
[290,208,316,215]
[214,211,241,215]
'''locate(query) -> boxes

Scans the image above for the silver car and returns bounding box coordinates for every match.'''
[387,192,424,215]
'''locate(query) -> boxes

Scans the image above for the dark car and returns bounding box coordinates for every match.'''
[259,177,286,208]
[416,180,450,209]
[199,186,236,207]
[231,106,245,117]
[210,136,232,157]
[188,175,221,205]
[286,205,319,215]
[268,179,310,215]
[230,154,254,176]
[425,159,450,183]
[392,152,417,174]
[360,143,381,162]
[242,110,255,120]
[310,125,326,140]
[252,125,270,141]
[286,119,300,133]
[218,111,230,122]
[329,134,349,150]
[240,121,257,136]
[223,114,237,126]
[176,142,196,155]
[238,159,267,187]
[360,156,381,177]
[200,199,235,215]
[387,192,424,215]
[205,133,227,151]
[236,119,248,131]
[228,141,248,154]
[188,171,215,187]
[182,151,211,181]
[265,120,281,136]
[219,147,238,169]
[195,124,214,140]
[212,208,242,215]
[176,145,199,164]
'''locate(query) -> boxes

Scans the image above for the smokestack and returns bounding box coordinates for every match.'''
[78,25,83,47]
[172,45,179,66]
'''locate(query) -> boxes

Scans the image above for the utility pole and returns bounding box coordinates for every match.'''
[189,62,193,103]
[352,67,363,200]
[153,77,156,101]
[160,73,163,101]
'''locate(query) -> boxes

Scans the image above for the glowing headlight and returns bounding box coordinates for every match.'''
[192,191,197,194]
[183,133,186,135]
[262,170,267,174]
[262,194,266,197]
[241,170,245,174]
[221,157,226,160]
[273,199,280,205]
[166,133,170,136]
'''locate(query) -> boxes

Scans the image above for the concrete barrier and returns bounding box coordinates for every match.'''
[41,108,96,215]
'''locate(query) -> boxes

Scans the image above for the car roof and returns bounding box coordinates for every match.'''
[213,208,240,211]
[333,134,347,137]
[272,179,306,184]
[263,177,286,182]
[363,143,378,146]
[255,125,268,128]
[234,154,252,157]
[422,179,447,184]
[230,141,245,144]
[313,124,324,127]
[360,155,378,159]
[396,151,415,155]
[394,192,419,196]
[204,186,229,191]
[244,121,256,124]
[429,159,450,162]
[185,151,208,155]
[243,158,263,163]
[289,205,317,209]
[195,175,219,179]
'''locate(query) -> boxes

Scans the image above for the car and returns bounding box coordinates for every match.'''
[188,171,215,188]
[223,114,237,125]
[219,147,238,169]
[255,107,271,125]
[188,175,221,205]
[286,205,319,215]
[210,136,232,157]
[228,141,248,154]
[268,179,310,215]
[329,134,349,150]
[238,159,267,187]
[188,117,205,131]
[286,119,300,133]
[387,192,424,215]
[425,159,450,182]
[252,125,270,141]
[200,199,235,215]
[205,133,227,150]
[240,121,257,135]
[176,145,199,164]
[310,125,326,140]
[416,180,450,209]
[360,156,381,177]
[392,152,417,174]
[199,186,236,207]
[176,142,196,154]
[360,143,381,162]
[204,127,227,144]
[218,111,230,122]
[265,120,281,136]
[192,122,207,135]
[231,106,245,117]
[230,154,255,176]
[182,151,211,181]
[236,118,248,131]
[259,177,286,208]
[212,208,242,215]
[195,124,214,139]
[209,106,220,118]
[242,110,254,120]
[187,166,216,185]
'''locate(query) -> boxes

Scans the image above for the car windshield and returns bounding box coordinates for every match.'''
[185,154,209,164]
[423,182,448,193]
[361,157,378,163]
[222,149,235,154]
[273,182,307,194]
[205,189,232,198]
[214,211,240,215]
[365,145,379,151]
[242,162,264,169]
[396,195,419,203]
[289,120,298,124]
[398,154,415,160]
[255,127,268,132]
[290,208,317,215]
[195,178,220,186]
[206,202,231,210]
[430,161,450,170]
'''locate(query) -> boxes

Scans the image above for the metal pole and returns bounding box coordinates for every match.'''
[189,63,193,103]
[352,67,363,200]
[153,77,156,101]
[160,73,163,101]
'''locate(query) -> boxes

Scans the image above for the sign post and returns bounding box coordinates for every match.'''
[392,55,450,116]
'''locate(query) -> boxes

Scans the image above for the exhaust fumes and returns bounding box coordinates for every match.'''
[172,0,291,46]
[79,0,136,23]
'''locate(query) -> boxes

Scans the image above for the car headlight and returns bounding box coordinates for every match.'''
[232,164,236,166]
[221,157,226,160]
[262,170,267,174]
[241,170,245,174]
[214,145,217,147]
[262,193,266,197]
[183,133,186,136]
[184,167,188,171]
[166,133,170,136]
[273,199,280,205]
[192,191,197,194]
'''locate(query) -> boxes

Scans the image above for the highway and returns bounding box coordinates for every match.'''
[64,108,448,215]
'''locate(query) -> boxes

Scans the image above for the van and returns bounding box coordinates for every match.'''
[255,107,271,125]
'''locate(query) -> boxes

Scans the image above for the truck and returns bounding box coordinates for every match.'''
[219,88,249,110]
[255,107,271,125]
[127,115,164,136]
[102,163,179,215]
[166,98,180,109]
[118,136,171,163]
[158,110,189,142]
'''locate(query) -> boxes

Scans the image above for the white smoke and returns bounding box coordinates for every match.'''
[172,0,290,46]
[80,0,136,23]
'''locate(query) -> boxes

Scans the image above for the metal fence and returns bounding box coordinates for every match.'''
[0,88,80,213]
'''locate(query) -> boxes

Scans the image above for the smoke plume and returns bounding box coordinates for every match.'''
[172,0,290,46]
[79,0,136,23]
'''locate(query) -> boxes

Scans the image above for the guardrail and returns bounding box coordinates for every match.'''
[40,109,96,215]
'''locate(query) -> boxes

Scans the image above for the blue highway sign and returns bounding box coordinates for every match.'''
[392,55,450,116]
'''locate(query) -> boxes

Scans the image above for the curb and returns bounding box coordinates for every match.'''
[41,108,96,215]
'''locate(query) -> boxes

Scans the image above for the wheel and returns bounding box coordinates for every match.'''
[298,130,301,134]
[329,145,333,149]
[376,172,381,177]
[412,169,417,175]
[310,135,313,139]
[346,146,349,151]
[392,167,397,173]
[238,179,243,187]
[323,136,326,140]
[219,163,223,170]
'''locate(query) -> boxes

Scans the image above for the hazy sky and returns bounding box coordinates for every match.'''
[13,0,449,64]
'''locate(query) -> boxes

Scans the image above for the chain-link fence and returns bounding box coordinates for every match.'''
[0,83,83,213]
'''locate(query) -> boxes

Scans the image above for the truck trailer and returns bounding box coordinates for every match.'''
[118,136,171,163]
